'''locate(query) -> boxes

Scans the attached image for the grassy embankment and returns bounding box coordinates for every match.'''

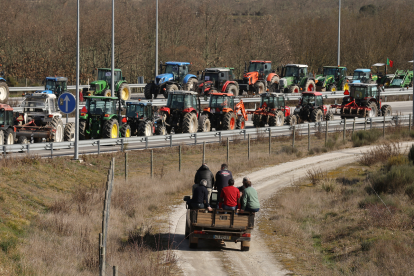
[0,122,413,275]
[259,132,414,275]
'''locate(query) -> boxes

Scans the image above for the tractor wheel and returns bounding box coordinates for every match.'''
[144,83,154,99]
[268,76,280,92]
[236,117,245,129]
[310,109,323,122]
[50,117,64,142]
[18,136,28,144]
[198,114,211,132]
[182,112,198,133]
[254,82,265,94]
[155,125,167,135]
[166,84,179,98]
[225,84,239,96]
[104,89,112,97]
[381,105,392,116]
[252,114,261,127]
[118,83,131,101]
[120,124,132,138]
[286,114,297,126]
[138,120,153,136]
[79,120,87,140]
[223,112,237,130]
[64,122,75,141]
[103,119,119,139]
[0,82,9,102]
[268,114,277,126]
[328,84,337,92]
[305,80,316,92]
[0,130,3,145]
[241,241,250,251]
[367,102,378,118]
[184,78,198,92]
[289,85,300,93]
[270,111,284,126]
[325,113,334,121]
[5,128,15,144]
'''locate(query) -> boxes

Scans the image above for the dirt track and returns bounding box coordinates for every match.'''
[168,141,414,276]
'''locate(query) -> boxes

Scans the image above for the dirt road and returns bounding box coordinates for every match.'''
[168,142,414,276]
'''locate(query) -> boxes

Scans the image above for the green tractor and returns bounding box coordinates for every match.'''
[315,66,349,92]
[277,64,316,93]
[83,68,131,101]
[79,96,125,139]
[388,69,413,88]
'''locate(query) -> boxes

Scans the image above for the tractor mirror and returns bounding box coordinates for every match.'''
[344,90,349,95]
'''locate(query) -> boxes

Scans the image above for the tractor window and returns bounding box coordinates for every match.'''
[210,96,228,108]
[126,104,145,118]
[7,111,13,125]
[285,66,299,77]
[262,97,275,108]
[192,95,197,108]
[315,96,323,106]
[165,64,178,74]
[167,94,184,109]
[371,86,379,98]
[323,68,338,77]
[353,71,370,82]
[204,73,219,83]
[22,97,46,112]
[219,72,229,81]
[145,106,152,118]
[184,95,193,109]
[350,86,367,99]
[98,70,121,84]
[301,94,315,106]
[87,99,116,115]
[0,111,4,125]
[229,70,235,81]
[45,80,56,91]
[248,63,264,73]
[264,64,271,76]
[276,96,285,108]
[228,97,234,108]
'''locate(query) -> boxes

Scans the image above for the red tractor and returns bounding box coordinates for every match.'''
[159,91,200,134]
[0,104,16,145]
[331,83,391,118]
[238,60,279,94]
[197,67,240,96]
[198,92,248,131]
[248,93,291,127]
[288,92,333,125]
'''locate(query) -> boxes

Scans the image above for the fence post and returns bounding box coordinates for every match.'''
[325,121,328,147]
[202,142,206,164]
[170,135,173,147]
[268,129,271,155]
[179,145,181,172]
[370,118,372,129]
[113,266,118,276]
[244,129,246,140]
[125,152,128,181]
[364,118,367,131]
[343,118,346,142]
[98,140,101,155]
[226,137,229,163]
[150,150,153,178]
[410,114,412,132]
[121,138,124,152]
[219,132,222,143]
[99,233,103,275]
[308,123,310,151]
[248,134,250,160]
[352,118,356,136]
[292,126,296,148]
[383,115,386,138]
[50,143,53,158]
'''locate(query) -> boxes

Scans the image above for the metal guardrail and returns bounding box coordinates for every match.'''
[1,115,410,155]
[9,83,146,92]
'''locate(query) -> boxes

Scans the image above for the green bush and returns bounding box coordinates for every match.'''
[351,129,382,147]
[405,185,414,200]
[408,144,414,164]
[358,194,396,209]
[369,164,414,194]
[385,155,409,171]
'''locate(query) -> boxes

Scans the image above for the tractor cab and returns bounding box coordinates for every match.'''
[281,65,308,81]
[351,69,373,84]
[198,67,238,95]
[84,68,130,101]
[162,62,190,82]
[208,93,235,112]
[348,84,380,102]
[299,92,323,108]
[321,66,346,78]
[126,101,153,119]
[245,60,272,78]
[165,91,198,112]
[43,77,68,97]
[260,92,285,109]
[97,68,123,84]
[81,96,117,118]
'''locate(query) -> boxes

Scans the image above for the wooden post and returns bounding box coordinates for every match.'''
[226,137,229,163]
[268,129,271,155]
[325,121,328,147]
[202,142,206,164]
[352,118,356,136]
[99,233,103,275]
[292,126,296,148]
[364,118,367,131]
[343,118,346,142]
[113,266,118,276]
[179,145,181,172]
[150,150,153,178]
[383,115,386,138]
[308,123,310,151]
[248,134,250,160]
[125,152,128,181]
[409,114,412,132]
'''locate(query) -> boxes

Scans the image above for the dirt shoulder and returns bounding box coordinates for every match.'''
[168,142,414,275]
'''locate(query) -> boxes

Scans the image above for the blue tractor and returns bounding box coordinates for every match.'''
[41,77,68,98]
[144,61,198,99]
[351,69,376,84]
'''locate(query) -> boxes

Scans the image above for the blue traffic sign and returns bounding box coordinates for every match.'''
[58,92,76,114]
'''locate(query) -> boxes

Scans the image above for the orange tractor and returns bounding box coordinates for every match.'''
[198,92,247,131]
[248,92,291,127]
[238,60,280,94]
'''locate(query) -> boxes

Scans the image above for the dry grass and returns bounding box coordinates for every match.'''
[358,142,402,166]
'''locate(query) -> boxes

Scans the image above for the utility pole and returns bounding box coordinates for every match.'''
[74,0,80,160]
[111,0,115,97]
[155,0,159,78]
[337,0,341,66]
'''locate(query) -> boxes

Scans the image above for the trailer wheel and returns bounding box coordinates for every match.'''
[103,119,119,139]
[236,117,245,129]
[311,109,323,122]
[198,114,211,132]
[223,112,237,130]
[381,105,392,116]
[0,82,9,102]
[50,117,64,142]
[120,124,132,137]
[118,83,131,101]
[18,136,28,144]
[138,120,153,136]
[64,122,75,141]
[182,112,198,133]
[79,120,87,140]
[241,241,250,251]
[166,84,179,98]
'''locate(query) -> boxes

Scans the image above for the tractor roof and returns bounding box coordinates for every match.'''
[261,92,284,97]
[323,66,346,69]
[210,93,234,97]
[205,67,231,72]
[169,90,198,95]
[126,101,152,106]
[98,68,122,72]
[286,64,308,68]
[302,92,322,96]
[409,60,414,63]
[84,96,119,100]
[0,104,13,111]
[372,63,386,67]
[354,68,371,72]
[250,60,271,63]
[26,93,57,99]
[350,83,377,88]
[165,61,190,66]
[45,77,68,82]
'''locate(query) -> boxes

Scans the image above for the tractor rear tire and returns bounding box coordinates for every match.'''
[311,109,323,122]
[118,83,131,101]
[381,105,392,116]
[18,136,28,144]
[166,84,179,98]
[268,114,277,126]
[5,128,15,144]
[120,124,132,137]
[198,114,211,132]
[252,114,261,127]
[182,112,198,133]
[103,119,119,139]
[225,84,239,96]
[104,89,112,97]
[50,117,64,142]
[184,78,198,92]
[268,76,280,92]
[79,120,87,140]
[64,122,75,141]
[305,80,316,92]
[286,114,297,126]
[289,85,300,93]
[236,117,245,129]
[367,102,378,118]
[138,120,153,136]
[155,125,167,135]
[254,82,265,94]
[270,111,284,126]
[144,83,154,99]
[222,112,237,130]
[325,113,334,121]
[0,82,9,102]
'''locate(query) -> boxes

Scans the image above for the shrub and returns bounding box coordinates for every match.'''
[358,142,401,166]
[408,144,414,164]
[352,129,382,147]
[405,185,414,200]
[358,194,396,209]
[368,164,414,194]
[385,155,409,171]
[306,167,327,185]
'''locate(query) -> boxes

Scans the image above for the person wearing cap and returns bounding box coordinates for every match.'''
[240,178,260,212]
[194,163,215,203]
[191,179,213,211]
[215,164,233,203]
[219,179,240,211]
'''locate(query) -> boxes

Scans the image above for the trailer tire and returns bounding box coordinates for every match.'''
[223,112,237,130]
[64,122,75,141]
[184,78,198,92]
[103,119,119,139]
[236,117,245,129]
[144,83,155,99]
[50,117,64,142]
[254,82,265,94]
[5,128,15,144]
[138,120,153,136]
[198,114,211,132]
[381,105,392,116]
[120,124,132,137]
[166,84,179,98]
[241,241,250,251]
[118,83,131,101]
[367,102,378,118]
[182,112,198,133]
[311,109,323,122]
[18,136,28,144]
[0,81,9,102]
[289,85,300,93]
[79,120,87,140]
[286,114,297,126]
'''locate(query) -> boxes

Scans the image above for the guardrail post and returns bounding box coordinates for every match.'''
[244,129,246,140]
[370,118,372,130]
[226,138,229,163]
[364,118,367,131]
[145,136,148,149]
[383,115,386,137]
[352,118,356,136]
[113,266,118,276]
[150,150,153,178]
[385,96,387,102]
[325,122,328,147]
[179,145,181,172]
[308,123,310,151]
[268,129,271,155]
[248,134,250,160]
[170,135,173,147]
[343,118,346,142]
[98,140,101,155]
[50,143,53,159]
[121,138,124,152]
[409,114,412,132]
[194,133,197,145]
[27,144,30,154]
[2,145,5,155]
[202,142,206,164]
[219,132,222,143]
[292,126,296,148]
[125,152,128,181]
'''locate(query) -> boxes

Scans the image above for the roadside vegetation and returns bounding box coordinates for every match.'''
[260,142,414,275]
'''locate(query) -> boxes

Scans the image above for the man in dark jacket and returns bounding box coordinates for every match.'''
[191,179,213,211]
[214,163,233,203]
[194,163,215,203]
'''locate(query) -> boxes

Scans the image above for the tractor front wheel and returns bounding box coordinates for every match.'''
[328,84,337,92]
[269,111,284,126]
[64,122,75,141]
[326,113,334,121]
[198,114,211,132]
[289,85,300,93]
[184,78,198,92]
[182,112,198,133]
[120,124,132,137]
[103,119,119,139]
[144,83,155,99]
[118,83,131,101]
[223,112,237,130]
[138,120,153,136]
[50,117,64,142]
[381,105,392,116]
[104,89,112,97]
[367,102,378,118]
[286,114,297,126]
[79,120,87,140]
[311,109,323,122]
[236,117,245,129]
[5,128,15,144]
[225,84,239,96]
[0,82,9,102]
[155,125,167,135]
[254,82,265,94]
[305,80,316,92]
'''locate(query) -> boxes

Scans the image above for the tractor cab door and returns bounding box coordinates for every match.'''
[315,96,323,107]
[144,106,152,119]
[370,86,379,99]
[264,63,271,78]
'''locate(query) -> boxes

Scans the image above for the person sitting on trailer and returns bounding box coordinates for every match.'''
[240,177,260,213]
[191,179,213,211]
[219,179,240,211]
[215,163,233,204]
